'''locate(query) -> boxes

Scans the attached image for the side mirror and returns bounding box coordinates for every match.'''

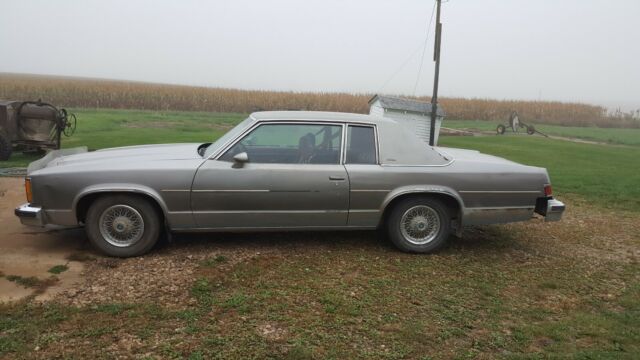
[233,152,249,164]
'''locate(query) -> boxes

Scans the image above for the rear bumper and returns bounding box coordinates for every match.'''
[535,197,566,222]
[14,203,46,227]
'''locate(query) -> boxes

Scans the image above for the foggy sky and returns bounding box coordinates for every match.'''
[1,0,638,109]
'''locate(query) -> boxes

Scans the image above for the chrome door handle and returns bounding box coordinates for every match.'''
[329,176,345,181]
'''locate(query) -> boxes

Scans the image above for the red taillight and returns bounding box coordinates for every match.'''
[544,184,553,197]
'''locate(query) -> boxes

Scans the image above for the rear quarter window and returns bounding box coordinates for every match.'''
[346,126,377,164]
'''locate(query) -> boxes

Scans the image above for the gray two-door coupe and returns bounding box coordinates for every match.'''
[15,111,565,257]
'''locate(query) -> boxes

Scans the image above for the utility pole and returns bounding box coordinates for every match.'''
[429,0,443,146]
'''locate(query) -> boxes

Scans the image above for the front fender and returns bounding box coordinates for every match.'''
[72,183,170,221]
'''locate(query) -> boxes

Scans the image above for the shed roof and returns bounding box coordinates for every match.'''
[368,95,445,116]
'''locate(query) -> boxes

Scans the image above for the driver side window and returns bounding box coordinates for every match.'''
[219,123,343,164]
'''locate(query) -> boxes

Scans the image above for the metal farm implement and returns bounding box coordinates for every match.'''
[496,111,547,137]
[0,100,77,160]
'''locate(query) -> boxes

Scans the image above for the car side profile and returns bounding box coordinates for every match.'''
[15,111,565,257]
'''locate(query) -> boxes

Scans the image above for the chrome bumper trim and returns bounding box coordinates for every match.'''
[544,198,566,222]
[535,197,566,222]
[14,203,46,227]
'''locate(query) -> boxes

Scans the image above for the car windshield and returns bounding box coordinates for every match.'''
[202,117,254,158]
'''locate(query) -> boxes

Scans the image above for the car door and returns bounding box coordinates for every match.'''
[343,124,387,227]
[191,122,349,229]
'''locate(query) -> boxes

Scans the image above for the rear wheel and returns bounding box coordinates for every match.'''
[85,195,162,257]
[496,124,506,135]
[526,125,536,135]
[386,197,451,253]
[0,132,12,161]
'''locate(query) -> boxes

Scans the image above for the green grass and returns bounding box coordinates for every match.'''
[47,265,68,275]
[445,119,640,146]
[5,275,42,288]
[199,255,228,267]
[62,108,247,150]
[0,153,38,169]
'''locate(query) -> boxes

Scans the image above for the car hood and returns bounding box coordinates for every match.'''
[42,143,203,169]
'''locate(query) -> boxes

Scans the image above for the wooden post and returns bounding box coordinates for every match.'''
[429,0,442,146]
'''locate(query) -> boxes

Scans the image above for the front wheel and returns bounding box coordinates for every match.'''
[386,197,451,253]
[85,195,162,257]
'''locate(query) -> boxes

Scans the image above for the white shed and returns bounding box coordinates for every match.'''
[368,95,445,145]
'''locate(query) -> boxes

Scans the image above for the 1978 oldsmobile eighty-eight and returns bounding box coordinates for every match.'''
[15,111,565,257]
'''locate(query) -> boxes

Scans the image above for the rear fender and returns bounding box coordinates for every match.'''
[381,185,465,221]
[382,185,463,209]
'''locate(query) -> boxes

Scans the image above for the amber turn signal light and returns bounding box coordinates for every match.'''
[25,177,33,203]
[544,184,553,197]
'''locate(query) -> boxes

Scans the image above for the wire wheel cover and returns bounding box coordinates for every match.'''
[400,205,441,245]
[99,205,145,247]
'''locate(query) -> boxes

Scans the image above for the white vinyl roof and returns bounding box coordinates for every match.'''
[249,111,450,166]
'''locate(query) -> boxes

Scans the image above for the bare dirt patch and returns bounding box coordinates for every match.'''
[0,177,85,303]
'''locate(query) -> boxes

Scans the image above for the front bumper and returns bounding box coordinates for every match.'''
[15,203,46,227]
[535,197,566,222]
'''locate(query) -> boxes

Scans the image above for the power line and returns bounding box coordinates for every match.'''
[377,46,422,94]
[377,0,438,94]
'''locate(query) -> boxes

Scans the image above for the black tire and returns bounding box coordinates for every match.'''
[386,197,451,253]
[526,125,535,135]
[85,195,162,257]
[0,132,12,161]
[496,124,506,135]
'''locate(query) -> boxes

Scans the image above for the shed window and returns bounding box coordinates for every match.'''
[346,126,376,164]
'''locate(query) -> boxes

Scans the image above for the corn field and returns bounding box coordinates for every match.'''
[1,73,637,128]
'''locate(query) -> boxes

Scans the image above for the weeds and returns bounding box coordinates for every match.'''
[5,275,42,288]
[199,255,227,267]
[47,265,68,275]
